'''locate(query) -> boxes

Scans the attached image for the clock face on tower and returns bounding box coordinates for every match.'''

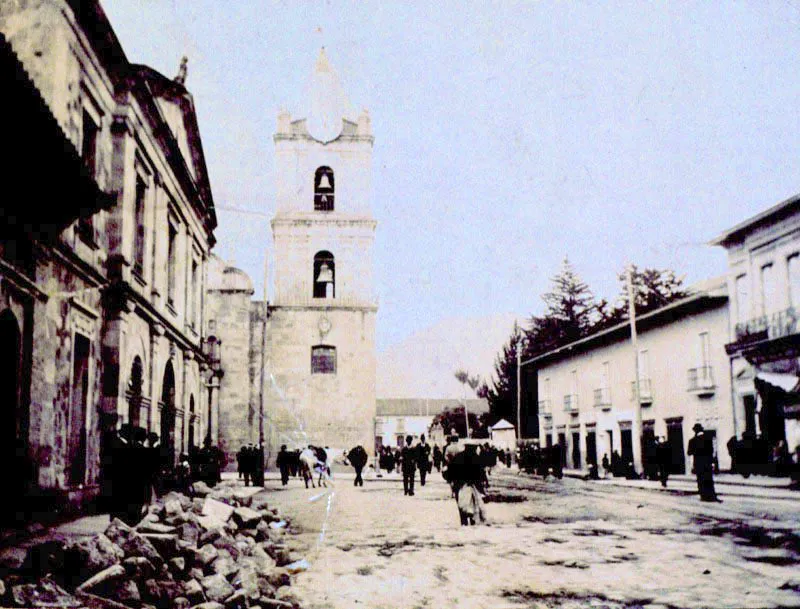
[318,315,332,338]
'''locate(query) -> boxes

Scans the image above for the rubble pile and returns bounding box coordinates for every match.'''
[3,485,309,609]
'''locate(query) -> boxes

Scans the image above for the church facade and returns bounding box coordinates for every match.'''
[208,50,377,464]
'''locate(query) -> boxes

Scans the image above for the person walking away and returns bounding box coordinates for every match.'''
[277,445,291,486]
[505,448,512,468]
[655,436,671,488]
[688,423,721,502]
[401,435,417,496]
[417,435,432,487]
[447,444,487,526]
[348,445,369,486]
[433,444,443,472]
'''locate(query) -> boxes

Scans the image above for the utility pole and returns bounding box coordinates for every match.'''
[627,264,643,474]
[258,249,269,483]
[516,340,522,442]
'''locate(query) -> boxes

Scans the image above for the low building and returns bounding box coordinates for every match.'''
[712,193,800,455]
[375,398,490,451]
[490,419,517,452]
[530,279,731,474]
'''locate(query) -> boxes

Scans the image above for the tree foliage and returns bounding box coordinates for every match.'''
[484,260,688,428]
[430,406,487,439]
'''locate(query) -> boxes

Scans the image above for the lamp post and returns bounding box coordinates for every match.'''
[516,340,522,443]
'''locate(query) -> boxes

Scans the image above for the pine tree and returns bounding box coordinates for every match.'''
[484,322,523,426]
[596,265,688,328]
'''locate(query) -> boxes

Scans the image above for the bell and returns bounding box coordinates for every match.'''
[317,262,333,283]
[317,173,332,190]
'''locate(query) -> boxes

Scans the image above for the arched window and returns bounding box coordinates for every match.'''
[314,166,334,211]
[311,345,336,374]
[313,251,335,299]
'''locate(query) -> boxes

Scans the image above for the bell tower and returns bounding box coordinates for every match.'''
[267,49,377,452]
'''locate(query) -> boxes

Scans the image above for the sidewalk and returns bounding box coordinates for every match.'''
[561,468,799,501]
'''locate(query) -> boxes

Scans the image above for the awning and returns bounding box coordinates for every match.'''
[755,371,800,393]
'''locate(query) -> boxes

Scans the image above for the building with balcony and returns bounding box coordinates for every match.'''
[0,0,217,515]
[712,193,800,456]
[530,278,731,474]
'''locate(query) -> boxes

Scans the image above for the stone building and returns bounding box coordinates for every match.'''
[208,50,377,465]
[0,0,217,514]
[712,193,800,455]
[530,278,732,474]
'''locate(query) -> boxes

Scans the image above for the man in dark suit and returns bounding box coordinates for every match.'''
[687,423,721,502]
[417,435,432,486]
[347,445,369,486]
[401,435,417,496]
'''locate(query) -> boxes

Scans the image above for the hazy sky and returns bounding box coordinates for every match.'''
[103,1,800,353]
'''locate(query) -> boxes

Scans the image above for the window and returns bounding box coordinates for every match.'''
[601,362,610,388]
[699,332,710,366]
[313,251,335,298]
[133,177,147,276]
[788,255,800,308]
[735,274,749,323]
[78,110,100,243]
[68,334,91,486]
[190,258,199,328]
[760,263,776,315]
[311,345,336,374]
[167,221,177,307]
[638,349,650,379]
[314,166,334,211]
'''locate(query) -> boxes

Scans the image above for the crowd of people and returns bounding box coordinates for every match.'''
[99,415,225,525]
[236,443,265,487]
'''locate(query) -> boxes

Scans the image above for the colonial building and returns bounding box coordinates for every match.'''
[1,0,217,514]
[208,50,377,466]
[712,193,800,455]
[530,279,732,474]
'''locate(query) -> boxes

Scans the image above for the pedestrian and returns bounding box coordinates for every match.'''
[655,436,671,488]
[433,444,443,472]
[601,453,611,478]
[447,443,487,526]
[348,445,368,486]
[401,435,417,496]
[688,423,721,502]
[277,444,291,485]
[417,434,432,486]
[237,445,245,480]
[505,448,512,468]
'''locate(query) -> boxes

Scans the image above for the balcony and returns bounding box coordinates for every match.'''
[733,306,799,348]
[563,394,579,413]
[593,387,611,410]
[538,399,552,418]
[688,365,715,396]
[631,378,653,404]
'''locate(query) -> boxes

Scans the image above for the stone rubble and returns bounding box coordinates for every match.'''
[4,486,306,609]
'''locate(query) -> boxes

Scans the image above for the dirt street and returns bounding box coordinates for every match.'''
[263,467,800,609]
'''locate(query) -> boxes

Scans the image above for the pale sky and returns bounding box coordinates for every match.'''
[104,1,800,359]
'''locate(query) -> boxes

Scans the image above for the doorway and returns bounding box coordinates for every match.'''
[621,428,633,465]
[68,334,90,486]
[557,432,567,467]
[160,362,176,466]
[571,431,581,468]
[0,310,24,520]
[666,419,686,474]
[586,431,597,465]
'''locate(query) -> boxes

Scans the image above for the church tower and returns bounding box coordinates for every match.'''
[267,49,377,452]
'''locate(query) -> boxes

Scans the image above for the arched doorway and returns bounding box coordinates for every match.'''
[127,356,144,428]
[160,362,176,466]
[0,310,24,521]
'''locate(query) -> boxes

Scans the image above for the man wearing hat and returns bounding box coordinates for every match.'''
[687,423,721,502]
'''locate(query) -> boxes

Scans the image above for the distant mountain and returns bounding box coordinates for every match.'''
[377,313,520,399]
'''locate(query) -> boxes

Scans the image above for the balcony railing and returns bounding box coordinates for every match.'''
[688,365,715,395]
[593,387,611,409]
[563,394,579,412]
[734,306,799,345]
[538,399,552,417]
[631,378,653,404]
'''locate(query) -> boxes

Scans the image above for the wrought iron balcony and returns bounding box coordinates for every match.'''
[733,306,799,346]
[538,399,552,417]
[563,394,579,412]
[593,387,611,409]
[687,365,715,395]
[631,378,653,404]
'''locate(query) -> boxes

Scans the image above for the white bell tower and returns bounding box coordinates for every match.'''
[267,49,377,452]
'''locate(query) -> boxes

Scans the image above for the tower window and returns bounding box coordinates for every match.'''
[314,166,334,211]
[313,251,335,298]
[311,345,336,374]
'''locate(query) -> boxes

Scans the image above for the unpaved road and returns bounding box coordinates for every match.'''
[264,468,800,609]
